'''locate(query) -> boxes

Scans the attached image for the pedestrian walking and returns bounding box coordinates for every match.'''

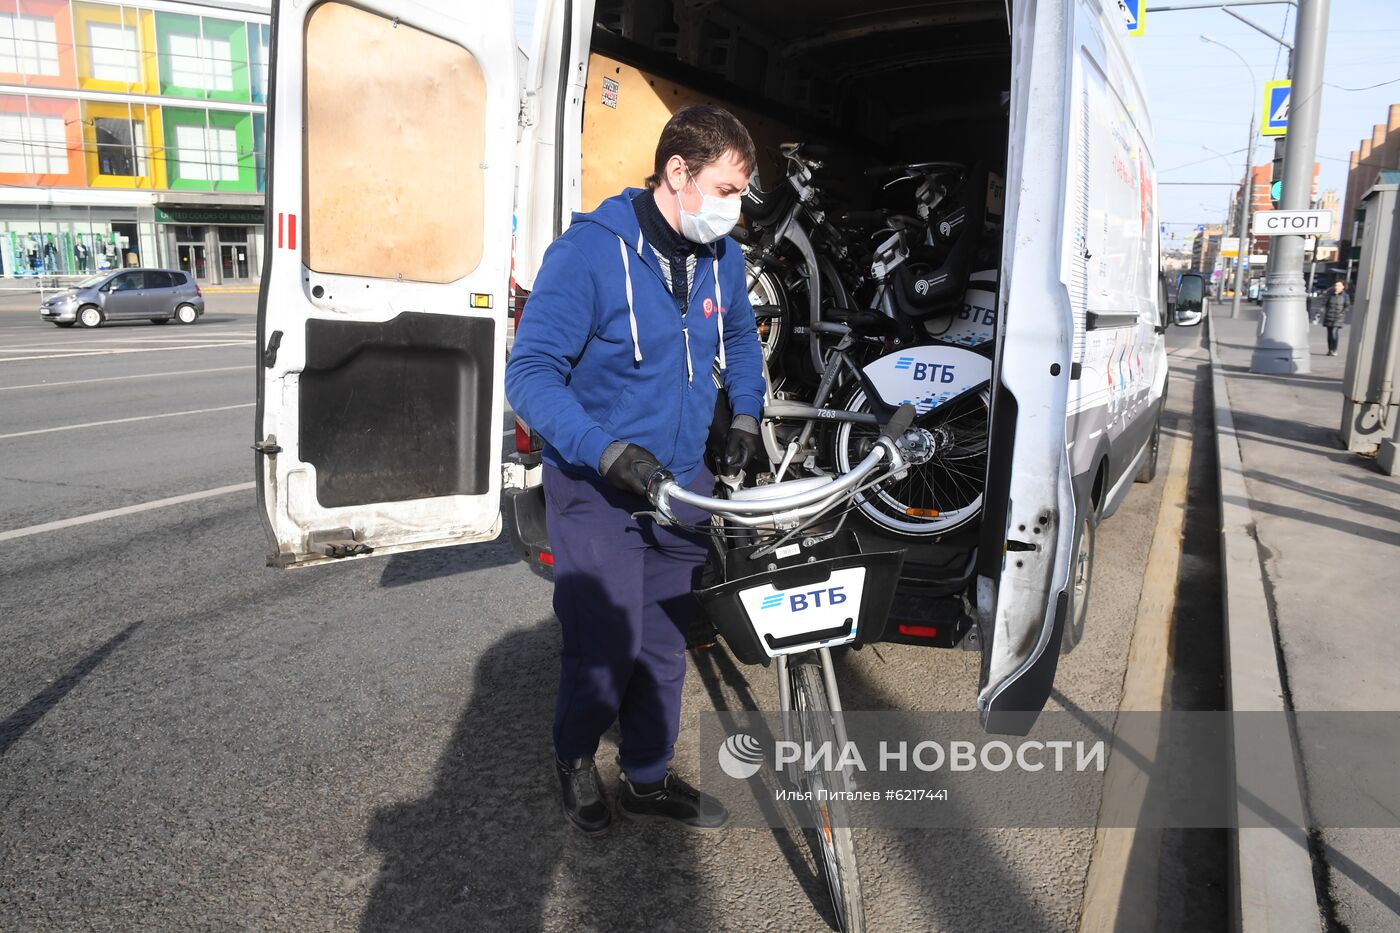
[1322,280,1349,356]
[505,105,766,835]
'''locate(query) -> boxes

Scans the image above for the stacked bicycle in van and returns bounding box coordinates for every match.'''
[734,142,1003,541]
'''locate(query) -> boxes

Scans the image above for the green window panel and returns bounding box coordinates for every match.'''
[162,107,256,193]
[155,12,250,102]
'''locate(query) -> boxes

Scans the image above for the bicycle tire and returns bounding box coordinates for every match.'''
[831,384,990,536]
[744,256,788,362]
[790,659,866,933]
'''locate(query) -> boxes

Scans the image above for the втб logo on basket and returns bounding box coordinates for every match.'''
[718,732,764,779]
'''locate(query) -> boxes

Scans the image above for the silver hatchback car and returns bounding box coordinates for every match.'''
[40,268,205,328]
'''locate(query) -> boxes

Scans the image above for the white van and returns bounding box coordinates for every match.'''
[255,0,1169,735]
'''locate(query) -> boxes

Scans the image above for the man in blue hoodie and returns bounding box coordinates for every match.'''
[505,106,767,835]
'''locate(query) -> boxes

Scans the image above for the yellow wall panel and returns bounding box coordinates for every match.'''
[82,100,165,189]
[73,2,150,95]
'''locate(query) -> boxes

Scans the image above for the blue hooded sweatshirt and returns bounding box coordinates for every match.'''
[505,188,766,486]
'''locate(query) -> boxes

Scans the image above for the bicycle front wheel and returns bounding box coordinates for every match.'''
[790,659,866,933]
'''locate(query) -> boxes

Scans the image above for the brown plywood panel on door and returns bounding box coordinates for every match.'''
[581,54,818,210]
[303,2,485,284]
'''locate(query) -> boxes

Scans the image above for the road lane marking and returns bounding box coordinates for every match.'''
[0,365,248,392]
[2,435,523,543]
[0,342,253,362]
[0,482,255,544]
[0,329,253,347]
[0,403,254,439]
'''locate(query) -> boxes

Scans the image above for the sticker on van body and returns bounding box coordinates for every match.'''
[602,77,619,108]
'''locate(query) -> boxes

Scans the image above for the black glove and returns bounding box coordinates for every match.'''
[602,442,672,500]
[723,421,763,474]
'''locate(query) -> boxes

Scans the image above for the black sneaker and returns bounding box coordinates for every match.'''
[555,755,611,836]
[618,769,730,830]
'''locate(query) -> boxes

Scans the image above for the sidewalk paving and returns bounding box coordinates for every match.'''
[1213,310,1400,932]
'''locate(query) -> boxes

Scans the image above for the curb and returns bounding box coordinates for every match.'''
[1208,316,1320,933]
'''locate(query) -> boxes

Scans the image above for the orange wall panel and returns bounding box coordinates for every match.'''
[0,95,85,187]
[0,0,78,90]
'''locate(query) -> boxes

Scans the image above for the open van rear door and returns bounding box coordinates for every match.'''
[975,0,1080,734]
[255,0,518,568]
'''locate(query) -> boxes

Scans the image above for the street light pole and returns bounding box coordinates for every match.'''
[1201,34,1257,318]
[1252,0,1330,374]
[1232,122,1255,316]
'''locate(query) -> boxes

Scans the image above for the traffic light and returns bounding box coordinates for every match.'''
[1270,151,1283,207]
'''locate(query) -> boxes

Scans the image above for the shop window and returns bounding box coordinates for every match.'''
[168,31,233,92]
[249,24,270,102]
[0,14,60,77]
[173,122,237,181]
[217,225,247,242]
[95,116,146,177]
[88,22,139,84]
[304,2,484,283]
[0,112,67,174]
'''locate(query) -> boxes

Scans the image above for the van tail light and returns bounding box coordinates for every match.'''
[897,624,939,639]
[515,420,534,455]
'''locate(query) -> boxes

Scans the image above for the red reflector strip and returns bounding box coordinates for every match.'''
[514,420,531,455]
[288,214,297,250]
[277,212,283,248]
[538,551,554,566]
[897,624,938,638]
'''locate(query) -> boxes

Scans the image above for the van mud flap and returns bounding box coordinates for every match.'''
[503,485,553,570]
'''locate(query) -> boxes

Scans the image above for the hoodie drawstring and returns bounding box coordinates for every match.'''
[618,236,642,364]
[713,255,726,372]
[616,235,726,381]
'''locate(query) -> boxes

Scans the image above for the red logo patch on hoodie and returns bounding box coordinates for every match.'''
[703,298,714,318]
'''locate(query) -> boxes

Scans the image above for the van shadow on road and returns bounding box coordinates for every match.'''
[377,537,520,588]
[359,580,715,932]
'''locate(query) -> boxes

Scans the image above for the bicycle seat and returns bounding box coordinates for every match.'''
[891,163,990,318]
[741,182,795,227]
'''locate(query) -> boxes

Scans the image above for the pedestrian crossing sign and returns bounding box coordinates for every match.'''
[1262,80,1291,137]
[1119,0,1146,35]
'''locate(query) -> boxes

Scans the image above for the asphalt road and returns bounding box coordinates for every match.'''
[0,300,1218,932]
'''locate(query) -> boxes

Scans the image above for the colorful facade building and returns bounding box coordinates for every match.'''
[1340,104,1400,265]
[0,0,269,285]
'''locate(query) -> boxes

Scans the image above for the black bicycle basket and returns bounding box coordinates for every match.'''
[694,528,905,666]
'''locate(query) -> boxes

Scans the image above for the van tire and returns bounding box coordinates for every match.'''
[78,305,103,328]
[175,304,199,324]
[1061,511,1096,653]
[1134,416,1161,484]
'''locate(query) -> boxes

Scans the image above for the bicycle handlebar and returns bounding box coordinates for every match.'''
[646,404,917,525]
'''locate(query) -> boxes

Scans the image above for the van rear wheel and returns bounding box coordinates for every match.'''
[1134,417,1161,484]
[1061,512,1096,653]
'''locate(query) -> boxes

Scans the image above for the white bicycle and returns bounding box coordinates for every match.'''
[643,404,924,933]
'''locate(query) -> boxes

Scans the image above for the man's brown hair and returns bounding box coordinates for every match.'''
[645,105,756,190]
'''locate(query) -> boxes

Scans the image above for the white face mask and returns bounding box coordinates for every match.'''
[676,170,742,244]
